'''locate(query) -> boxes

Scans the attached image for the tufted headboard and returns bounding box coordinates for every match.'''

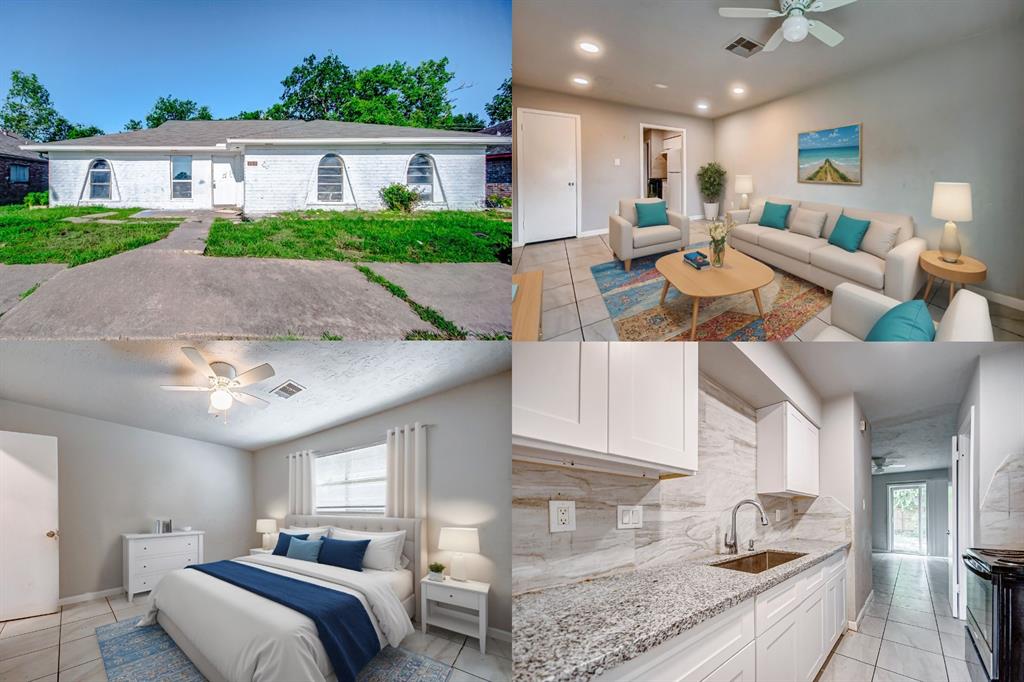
[285,514,426,619]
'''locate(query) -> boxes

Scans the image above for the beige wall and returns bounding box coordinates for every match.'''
[713,19,1024,300]
[512,86,716,242]
[252,372,512,633]
[0,399,254,599]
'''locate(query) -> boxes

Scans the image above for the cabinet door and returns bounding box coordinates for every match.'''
[824,574,838,647]
[795,586,826,682]
[755,609,797,682]
[803,416,820,496]
[833,573,847,640]
[512,342,609,453]
[608,342,697,470]
[785,407,819,496]
[702,640,755,682]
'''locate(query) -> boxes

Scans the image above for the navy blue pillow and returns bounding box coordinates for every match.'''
[272,532,308,556]
[318,537,371,571]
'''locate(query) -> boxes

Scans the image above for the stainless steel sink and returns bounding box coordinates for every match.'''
[711,551,807,574]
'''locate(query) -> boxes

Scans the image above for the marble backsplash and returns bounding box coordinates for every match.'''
[979,451,1024,547]
[512,374,852,595]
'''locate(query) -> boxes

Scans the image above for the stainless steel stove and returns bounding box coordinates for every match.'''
[963,547,1024,681]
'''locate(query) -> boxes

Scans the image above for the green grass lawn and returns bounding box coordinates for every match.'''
[204,210,512,263]
[0,205,180,267]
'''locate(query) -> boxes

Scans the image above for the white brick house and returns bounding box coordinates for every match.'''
[22,120,509,213]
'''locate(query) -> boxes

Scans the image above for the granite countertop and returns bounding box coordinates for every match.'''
[513,539,850,681]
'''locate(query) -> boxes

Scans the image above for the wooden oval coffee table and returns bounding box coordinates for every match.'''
[656,247,774,340]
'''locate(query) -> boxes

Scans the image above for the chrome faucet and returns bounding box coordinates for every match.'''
[724,499,769,555]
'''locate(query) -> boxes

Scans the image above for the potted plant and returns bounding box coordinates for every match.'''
[428,562,446,581]
[696,162,727,220]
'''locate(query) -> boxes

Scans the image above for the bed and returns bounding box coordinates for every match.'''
[141,515,425,682]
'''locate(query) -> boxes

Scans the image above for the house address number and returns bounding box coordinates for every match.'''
[247,161,258,166]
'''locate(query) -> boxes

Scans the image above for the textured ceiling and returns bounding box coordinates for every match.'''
[871,404,958,474]
[513,0,1022,118]
[0,342,510,450]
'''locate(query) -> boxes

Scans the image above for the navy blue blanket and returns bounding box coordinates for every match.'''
[187,560,380,682]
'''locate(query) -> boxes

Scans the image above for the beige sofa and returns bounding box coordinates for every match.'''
[726,196,926,301]
[609,198,689,271]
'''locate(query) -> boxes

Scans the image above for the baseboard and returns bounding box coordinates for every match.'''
[848,589,874,632]
[965,285,1024,312]
[689,214,704,221]
[59,586,123,606]
[579,228,608,238]
[487,626,512,642]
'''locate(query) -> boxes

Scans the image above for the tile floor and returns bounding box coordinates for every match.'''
[815,552,971,682]
[0,594,511,682]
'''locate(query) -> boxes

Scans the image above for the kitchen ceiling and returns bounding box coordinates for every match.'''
[513,0,1022,118]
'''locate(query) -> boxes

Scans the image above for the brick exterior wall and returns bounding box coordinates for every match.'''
[486,156,511,198]
[0,155,47,205]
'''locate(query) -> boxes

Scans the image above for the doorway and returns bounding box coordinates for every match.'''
[888,482,928,554]
[212,155,243,207]
[516,108,580,243]
[640,125,685,217]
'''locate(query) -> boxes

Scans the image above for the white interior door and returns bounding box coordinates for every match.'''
[212,155,241,206]
[0,430,59,621]
[948,434,958,614]
[952,407,974,620]
[517,108,578,243]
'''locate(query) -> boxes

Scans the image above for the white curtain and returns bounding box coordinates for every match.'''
[287,450,315,515]
[386,423,426,518]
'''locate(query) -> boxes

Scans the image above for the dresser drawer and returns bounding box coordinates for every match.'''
[134,551,197,575]
[424,581,480,610]
[133,571,169,592]
[134,536,198,556]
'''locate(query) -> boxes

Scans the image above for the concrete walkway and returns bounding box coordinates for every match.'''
[0,263,67,315]
[142,216,214,253]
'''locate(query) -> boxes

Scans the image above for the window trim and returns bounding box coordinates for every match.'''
[9,164,29,184]
[406,153,436,203]
[87,159,112,200]
[316,153,345,203]
[170,155,193,200]
[313,440,387,515]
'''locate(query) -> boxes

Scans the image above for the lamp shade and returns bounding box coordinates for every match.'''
[438,527,479,554]
[735,175,753,194]
[931,182,972,222]
[256,518,277,534]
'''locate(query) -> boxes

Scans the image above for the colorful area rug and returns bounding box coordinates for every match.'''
[96,620,452,682]
[591,247,831,341]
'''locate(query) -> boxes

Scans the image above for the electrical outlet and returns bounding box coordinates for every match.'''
[549,500,576,533]
[617,505,643,529]
[614,158,621,167]
[775,509,782,522]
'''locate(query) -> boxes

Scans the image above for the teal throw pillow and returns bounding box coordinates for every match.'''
[865,300,936,342]
[828,214,872,252]
[285,537,323,562]
[758,201,791,229]
[635,201,669,228]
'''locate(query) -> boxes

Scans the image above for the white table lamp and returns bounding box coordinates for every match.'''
[931,182,972,263]
[256,519,277,549]
[438,527,479,581]
[735,175,753,210]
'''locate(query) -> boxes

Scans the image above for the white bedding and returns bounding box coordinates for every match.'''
[139,555,414,682]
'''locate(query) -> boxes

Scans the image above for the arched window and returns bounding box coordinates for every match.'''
[88,159,111,200]
[317,154,344,202]
[406,154,434,202]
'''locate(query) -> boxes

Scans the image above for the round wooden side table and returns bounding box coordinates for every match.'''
[919,250,987,302]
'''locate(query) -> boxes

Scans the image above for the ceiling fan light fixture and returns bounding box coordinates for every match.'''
[783,13,810,42]
[578,41,601,54]
[210,388,234,411]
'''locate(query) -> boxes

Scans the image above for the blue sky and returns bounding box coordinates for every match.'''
[0,0,511,133]
[798,124,860,150]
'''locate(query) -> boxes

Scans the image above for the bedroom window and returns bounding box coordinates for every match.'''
[314,442,387,514]
[88,159,111,199]
[9,164,29,183]
[317,154,344,202]
[406,154,434,202]
[171,155,192,199]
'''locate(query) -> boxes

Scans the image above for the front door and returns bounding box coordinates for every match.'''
[212,155,241,206]
[0,430,59,621]
[517,108,578,243]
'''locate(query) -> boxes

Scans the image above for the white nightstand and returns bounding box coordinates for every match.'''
[420,576,490,653]
[249,548,273,555]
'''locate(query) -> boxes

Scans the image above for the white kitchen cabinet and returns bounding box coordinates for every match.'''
[824,568,847,648]
[755,606,798,682]
[756,401,819,497]
[702,640,755,682]
[795,585,826,681]
[608,343,698,471]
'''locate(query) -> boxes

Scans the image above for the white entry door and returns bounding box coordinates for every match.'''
[212,156,242,206]
[517,108,579,243]
[0,430,59,621]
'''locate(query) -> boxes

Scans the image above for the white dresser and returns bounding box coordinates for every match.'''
[122,530,204,602]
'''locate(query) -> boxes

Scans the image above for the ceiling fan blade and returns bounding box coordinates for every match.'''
[807,0,857,12]
[233,363,275,387]
[181,347,216,379]
[160,385,210,391]
[232,391,269,410]
[719,7,783,18]
[808,20,844,46]
[762,26,785,52]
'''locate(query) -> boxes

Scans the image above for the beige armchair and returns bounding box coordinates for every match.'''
[608,198,689,271]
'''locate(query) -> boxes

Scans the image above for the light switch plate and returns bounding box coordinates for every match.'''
[549,500,576,532]
[617,505,643,529]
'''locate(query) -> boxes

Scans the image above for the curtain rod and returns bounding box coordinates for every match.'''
[283,424,435,459]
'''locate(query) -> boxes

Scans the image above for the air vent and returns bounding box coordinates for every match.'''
[270,380,306,399]
[725,35,764,58]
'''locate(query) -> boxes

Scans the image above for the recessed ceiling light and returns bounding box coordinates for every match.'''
[578,41,601,54]
[732,86,746,95]
[654,83,669,89]
[572,76,590,86]
[696,101,710,111]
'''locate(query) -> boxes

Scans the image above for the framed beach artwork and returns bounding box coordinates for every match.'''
[798,123,862,185]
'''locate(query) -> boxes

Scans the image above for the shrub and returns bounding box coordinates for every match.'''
[23,191,49,207]
[696,163,727,204]
[378,183,420,212]
[486,193,512,208]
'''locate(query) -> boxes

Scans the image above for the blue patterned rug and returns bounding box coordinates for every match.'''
[96,621,452,681]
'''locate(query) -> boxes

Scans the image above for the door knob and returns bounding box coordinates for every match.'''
[46,530,59,538]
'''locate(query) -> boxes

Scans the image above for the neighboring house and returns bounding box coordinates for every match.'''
[21,120,510,213]
[0,130,48,204]
[480,120,511,199]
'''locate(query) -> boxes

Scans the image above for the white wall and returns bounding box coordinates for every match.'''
[735,344,821,426]
[48,151,214,209]
[252,372,512,632]
[713,19,1024,301]
[871,468,951,558]
[0,399,254,598]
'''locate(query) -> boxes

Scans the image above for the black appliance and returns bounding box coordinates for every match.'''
[963,547,1024,681]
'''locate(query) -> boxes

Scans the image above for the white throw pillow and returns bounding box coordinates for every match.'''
[789,208,827,239]
[860,220,901,259]
[748,201,766,224]
[282,526,329,541]
[329,528,406,571]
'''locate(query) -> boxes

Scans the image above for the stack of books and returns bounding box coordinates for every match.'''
[683,251,710,270]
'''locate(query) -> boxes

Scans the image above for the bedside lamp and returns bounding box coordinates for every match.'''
[256,519,277,549]
[735,175,753,210]
[931,182,972,263]
[438,527,479,582]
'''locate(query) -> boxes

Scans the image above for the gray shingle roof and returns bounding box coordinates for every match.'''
[0,130,47,161]
[32,119,502,148]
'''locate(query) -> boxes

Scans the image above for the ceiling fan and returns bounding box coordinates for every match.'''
[161,347,275,421]
[719,0,857,52]
[872,457,907,474]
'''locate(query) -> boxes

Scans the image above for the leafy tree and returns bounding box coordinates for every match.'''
[67,124,105,139]
[123,119,143,131]
[144,96,213,128]
[484,76,511,124]
[233,109,265,120]
[445,112,486,131]
[230,104,288,121]
[0,70,70,142]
